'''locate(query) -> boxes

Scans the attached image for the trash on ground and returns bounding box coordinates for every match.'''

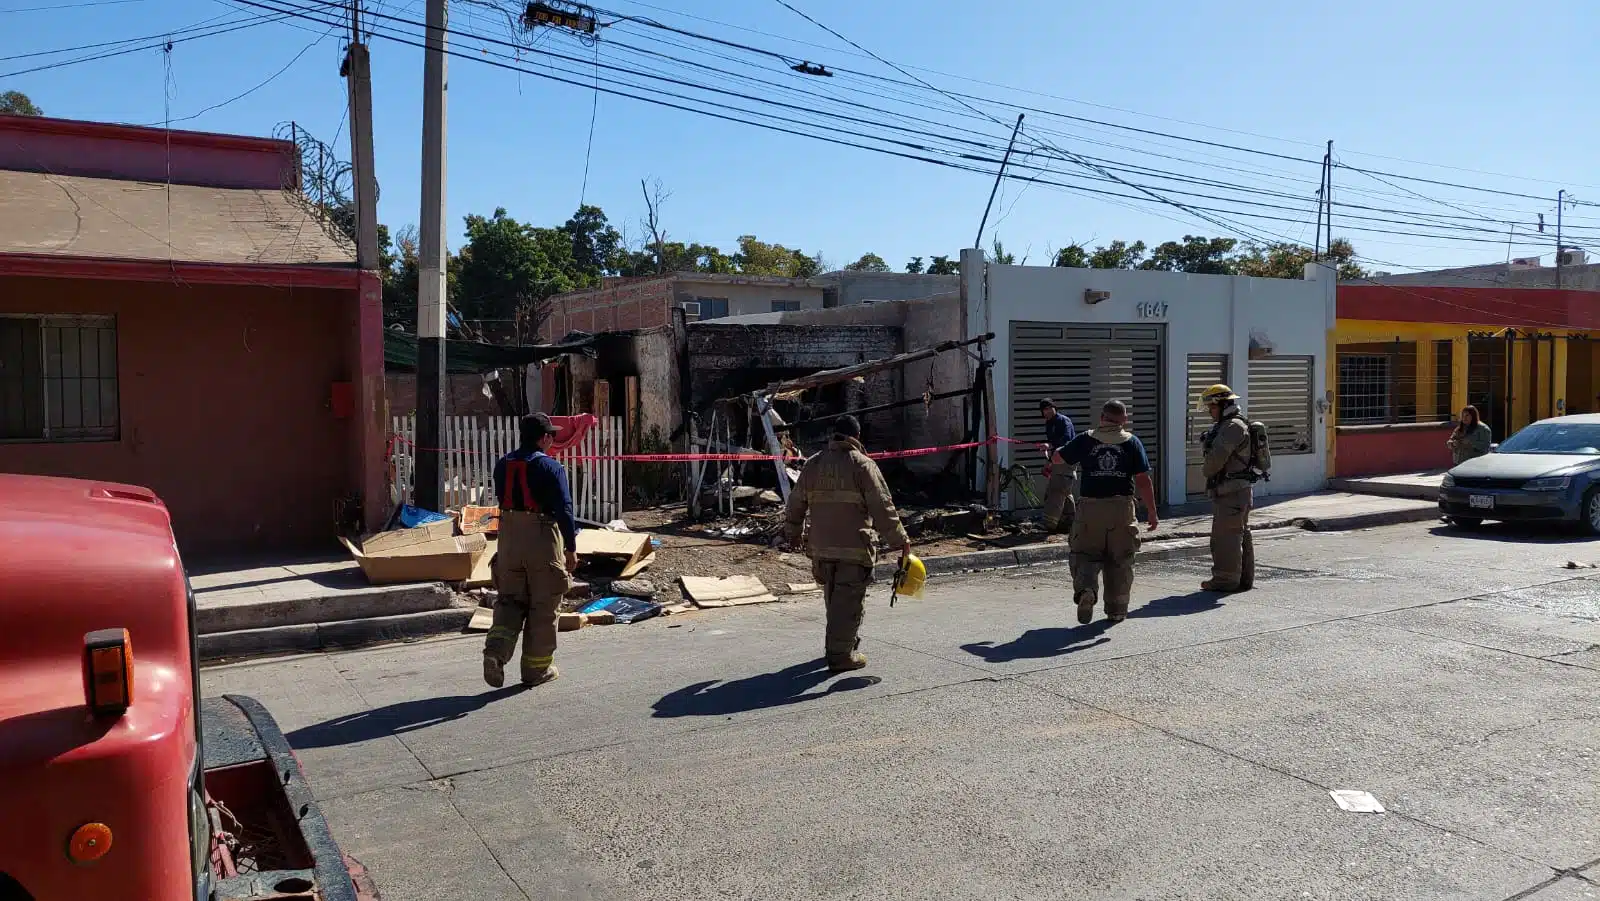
[661,602,694,616]
[341,519,487,584]
[463,539,497,589]
[397,504,451,528]
[577,596,664,624]
[604,519,631,532]
[558,612,588,632]
[585,610,616,626]
[1565,560,1597,569]
[458,505,500,535]
[576,530,654,578]
[784,582,820,594]
[680,574,777,608]
[467,607,494,632]
[1329,790,1386,813]
[607,578,657,599]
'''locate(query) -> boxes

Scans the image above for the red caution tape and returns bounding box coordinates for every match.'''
[389,434,1029,463]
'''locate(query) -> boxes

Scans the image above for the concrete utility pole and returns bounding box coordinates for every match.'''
[1556,189,1566,290]
[344,1,379,270]
[415,0,449,511]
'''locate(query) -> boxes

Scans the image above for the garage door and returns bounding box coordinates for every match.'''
[1008,323,1164,506]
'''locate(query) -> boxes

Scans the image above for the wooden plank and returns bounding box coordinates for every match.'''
[687,417,704,518]
[619,551,654,579]
[757,397,791,503]
[983,356,1000,510]
[624,376,640,453]
[467,606,494,632]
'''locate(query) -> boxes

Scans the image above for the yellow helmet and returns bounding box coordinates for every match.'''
[895,554,927,599]
[1198,384,1239,410]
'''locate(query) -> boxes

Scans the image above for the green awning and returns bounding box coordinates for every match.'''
[384,330,596,374]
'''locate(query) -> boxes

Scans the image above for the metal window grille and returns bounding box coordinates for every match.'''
[0,315,119,442]
[1247,355,1314,454]
[695,297,729,320]
[1337,354,1392,425]
[771,300,801,313]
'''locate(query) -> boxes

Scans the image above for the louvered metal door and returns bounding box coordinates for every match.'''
[1247,356,1316,455]
[1186,355,1228,498]
[1009,323,1163,506]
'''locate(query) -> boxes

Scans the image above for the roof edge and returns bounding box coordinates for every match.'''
[0,252,364,289]
[0,114,292,156]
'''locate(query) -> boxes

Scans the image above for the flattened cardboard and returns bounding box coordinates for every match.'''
[680,575,776,608]
[576,530,652,576]
[359,519,456,554]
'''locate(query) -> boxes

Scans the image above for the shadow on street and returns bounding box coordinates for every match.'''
[286,685,525,748]
[1428,523,1592,544]
[652,659,881,718]
[960,590,1224,663]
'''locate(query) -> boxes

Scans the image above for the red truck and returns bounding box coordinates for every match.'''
[0,474,377,901]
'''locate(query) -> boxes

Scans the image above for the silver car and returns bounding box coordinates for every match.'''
[1439,413,1600,534]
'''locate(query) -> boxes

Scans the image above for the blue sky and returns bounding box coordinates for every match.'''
[7,0,1599,273]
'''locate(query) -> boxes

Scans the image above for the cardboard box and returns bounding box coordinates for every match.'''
[359,519,456,554]
[341,529,487,584]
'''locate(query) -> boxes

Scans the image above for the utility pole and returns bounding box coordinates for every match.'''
[974,114,1024,250]
[1323,140,1333,262]
[415,0,449,511]
[343,0,379,270]
[1556,189,1566,290]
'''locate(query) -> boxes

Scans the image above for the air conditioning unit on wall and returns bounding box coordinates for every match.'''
[680,300,700,321]
[1558,248,1588,267]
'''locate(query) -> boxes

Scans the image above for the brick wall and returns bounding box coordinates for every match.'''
[542,277,676,340]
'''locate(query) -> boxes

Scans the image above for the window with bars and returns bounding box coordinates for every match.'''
[771,300,802,313]
[1337,354,1392,425]
[0,315,119,442]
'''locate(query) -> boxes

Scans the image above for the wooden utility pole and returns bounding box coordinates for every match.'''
[1556,189,1566,290]
[415,0,449,511]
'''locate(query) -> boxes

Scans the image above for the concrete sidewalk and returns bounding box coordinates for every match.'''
[1328,470,1445,501]
[190,556,467,662]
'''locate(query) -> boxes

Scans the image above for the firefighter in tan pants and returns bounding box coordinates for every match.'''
[1199,385,1254,592]
[483,413,578,688]
[783,415,911,673]
[1054,400,1160,624]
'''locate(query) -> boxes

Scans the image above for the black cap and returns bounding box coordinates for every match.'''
[832,414,861,438]
[1039,398,1055,409]
[520,412,556,445]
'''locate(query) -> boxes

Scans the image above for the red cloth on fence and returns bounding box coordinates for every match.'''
[548,414,597,454]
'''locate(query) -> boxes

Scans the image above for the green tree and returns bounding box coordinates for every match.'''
[733,235,820,277]
[0,90,41,116]
[989,237,1016,265]
[927,255,959,275]
[1053,244,1090,268]
[845,252,890,272]
[454,208,578,337]
[905,256,925,274]
[1088,240,1146,269]
[561,204,622,282]
[1142,235,1238,274]
[1233,237,1367,281]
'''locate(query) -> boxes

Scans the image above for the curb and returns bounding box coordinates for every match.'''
[1327,478,1441,502]
[196,582,455,634]
[1294,504,1441,532]
[201,606,474,663]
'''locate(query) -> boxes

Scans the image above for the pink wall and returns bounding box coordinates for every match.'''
[0,115,292,190]
[1334,423,1455,478]
[0,275,367,556]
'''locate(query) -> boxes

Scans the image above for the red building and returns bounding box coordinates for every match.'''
[1333,282,1600,477]
[0,115,386,556]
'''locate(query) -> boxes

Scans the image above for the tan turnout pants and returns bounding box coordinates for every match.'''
[1042,469,1078,534]
[813,560,873,662]
[1069,496,1142,618]
[484,511,571,681]
[1209,491,1254,589]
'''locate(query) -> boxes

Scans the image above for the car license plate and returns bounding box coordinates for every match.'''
[1469,495,1494,510]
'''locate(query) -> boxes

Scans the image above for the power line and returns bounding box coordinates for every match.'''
[2,0,147,10]
[0,10,294,77]
[151,23,333,126]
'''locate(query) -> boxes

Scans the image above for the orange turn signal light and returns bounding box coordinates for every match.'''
[67,822,113,864]
[83,628,133,716]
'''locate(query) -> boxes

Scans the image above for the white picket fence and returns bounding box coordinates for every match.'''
[391,415,624,523]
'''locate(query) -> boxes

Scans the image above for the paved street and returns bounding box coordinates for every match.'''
[202,521,1600,901]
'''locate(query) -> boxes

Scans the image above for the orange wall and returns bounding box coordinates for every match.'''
[0,276,362,557]
[1334,424,1454,477]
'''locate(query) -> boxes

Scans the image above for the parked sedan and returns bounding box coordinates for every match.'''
[1439,413,1600,534]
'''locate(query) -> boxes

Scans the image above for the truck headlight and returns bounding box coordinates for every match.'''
[1523,476,1571,491]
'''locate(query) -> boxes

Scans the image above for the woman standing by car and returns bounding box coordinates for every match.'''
[1447,405,1493,465]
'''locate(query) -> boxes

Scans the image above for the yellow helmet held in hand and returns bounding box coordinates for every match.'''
[1198,383,1240,410]
[895,554,927,599]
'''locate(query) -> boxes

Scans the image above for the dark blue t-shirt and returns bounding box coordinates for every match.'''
[1057,432,1150,498]
[1044,412,1076,453]
[494,449,578,545]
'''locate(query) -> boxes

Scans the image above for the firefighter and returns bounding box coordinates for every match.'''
[1199,384,1254,592]
[483,412,579,689]
[1054,400,1159,624]
[1038,398,1078,533]
[783,414,911,673]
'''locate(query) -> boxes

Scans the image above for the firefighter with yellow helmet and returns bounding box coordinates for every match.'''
[1199,384,1257,591]
[783,414,912,673]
